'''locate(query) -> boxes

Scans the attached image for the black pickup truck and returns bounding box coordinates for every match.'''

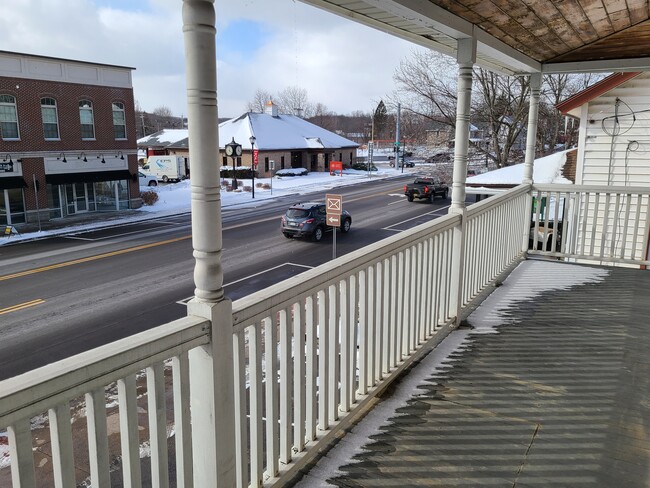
[404,177,449,202]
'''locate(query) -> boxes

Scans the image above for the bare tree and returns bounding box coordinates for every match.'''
[247,89,273,113]
[153,105,174,117]
[473,69,531,167]
[392,50,458,129]
[275,86,312,117]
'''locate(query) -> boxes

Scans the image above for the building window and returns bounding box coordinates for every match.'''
[281,156,285,169]
[41,97,60,140]
[112,101,126,139]
[0,95,19,140]
[79,99,95,139]
[264,157,269,172]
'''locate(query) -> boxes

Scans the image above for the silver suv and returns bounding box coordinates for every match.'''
[281,202,352,241]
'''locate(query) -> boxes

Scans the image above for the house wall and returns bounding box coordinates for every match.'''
[573,73,650,263]
[580,73,650,186]
[0,52,139,225]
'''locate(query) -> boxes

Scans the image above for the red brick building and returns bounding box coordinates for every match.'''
[0,51,140,227]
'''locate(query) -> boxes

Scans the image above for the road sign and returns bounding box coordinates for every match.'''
[326,214,341,227]
[326,194,342,214]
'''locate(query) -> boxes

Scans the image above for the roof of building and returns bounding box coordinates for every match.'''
[466,149,574,193]
[141,112,359,152]
[137,129,189,149]
[556,72,642,117]
[0,50,135,70]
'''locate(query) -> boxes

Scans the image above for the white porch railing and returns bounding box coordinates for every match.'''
[529,184,650,266]
[4,183,648,487]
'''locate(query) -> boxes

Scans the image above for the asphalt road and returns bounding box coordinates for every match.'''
[0,176,456,379]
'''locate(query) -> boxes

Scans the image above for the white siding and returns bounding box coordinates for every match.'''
[581,73,650,187]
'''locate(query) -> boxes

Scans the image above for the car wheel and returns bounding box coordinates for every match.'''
[341,219,351,233]
[312,226,324,242]
[162,175,169,183]
[283,233,293,239]
[407,195,414,202]
[148,180,158,187]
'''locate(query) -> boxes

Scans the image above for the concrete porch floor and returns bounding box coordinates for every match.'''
[295,260,650,487]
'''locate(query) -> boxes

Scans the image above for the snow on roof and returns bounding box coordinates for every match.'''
[137,129,189,147]
[466,150,572,187]
[219,112,359,151]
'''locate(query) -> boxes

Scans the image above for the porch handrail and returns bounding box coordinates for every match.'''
[232,212,461,328]
[0,316,209,426]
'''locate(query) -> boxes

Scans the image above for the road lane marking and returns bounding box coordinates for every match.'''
[176,262,315,305]
[0,298,45,315]
[382,204,451,231]
[0,186,407,282]
[0,235,191,282]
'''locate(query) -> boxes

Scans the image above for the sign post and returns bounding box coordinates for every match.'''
[326,193,342,259]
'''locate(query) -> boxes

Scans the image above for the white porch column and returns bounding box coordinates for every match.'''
[183,1,236,487]
[522,72,541,253]
[449,38,475,214]
[449,37,475,325]
[522,72,542,184]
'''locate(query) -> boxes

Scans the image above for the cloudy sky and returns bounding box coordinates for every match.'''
[0,0,424,118]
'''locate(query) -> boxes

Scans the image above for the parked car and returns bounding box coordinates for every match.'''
[404,177,449,202]
[138,171,158,187]
[281,202,352,241]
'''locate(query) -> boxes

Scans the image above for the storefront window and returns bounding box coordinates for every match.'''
[0,188,25,224]
[47,184,62,219]
[117,180,128,210]
[95,180,117,211]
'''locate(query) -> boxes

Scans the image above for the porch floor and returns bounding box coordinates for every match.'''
[295,260,650,487]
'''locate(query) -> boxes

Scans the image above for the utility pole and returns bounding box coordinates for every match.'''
[395,103,402,172]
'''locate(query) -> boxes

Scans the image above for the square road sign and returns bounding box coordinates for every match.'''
[326,194,342,214]
[326,213,341,227]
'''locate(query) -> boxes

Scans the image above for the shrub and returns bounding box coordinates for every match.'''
[140,190,159,206]
[256,182,264,188]
[220,167,255,179]
[261,183,271,190]
[276,168,308,177]
[352,162,377,171]
[242,185,252,192]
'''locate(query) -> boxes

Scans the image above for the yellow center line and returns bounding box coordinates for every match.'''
[0,235,191,281]
[0,298,45,315]
[0,187,404,282]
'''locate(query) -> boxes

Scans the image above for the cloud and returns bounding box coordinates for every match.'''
[0,0,425,118]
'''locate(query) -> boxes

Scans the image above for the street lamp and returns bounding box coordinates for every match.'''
[225,137,242,190]
[249,135,256,198]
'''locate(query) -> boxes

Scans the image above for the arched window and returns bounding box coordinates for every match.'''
[0,95,19,140]
[41,97,60,139]
[112,101,126,139]
[79,99,95,139]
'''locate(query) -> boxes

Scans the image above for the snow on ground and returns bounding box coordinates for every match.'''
[1,165,410,245]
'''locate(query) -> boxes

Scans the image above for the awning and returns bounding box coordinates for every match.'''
[45,170,132,185]
[0,176,28,190]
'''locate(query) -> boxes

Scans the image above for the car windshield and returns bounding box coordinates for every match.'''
[286,208,310,219]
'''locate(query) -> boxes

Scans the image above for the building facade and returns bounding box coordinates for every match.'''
[0,51,140,227]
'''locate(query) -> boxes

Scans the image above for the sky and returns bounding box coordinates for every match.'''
[0,0,423,119]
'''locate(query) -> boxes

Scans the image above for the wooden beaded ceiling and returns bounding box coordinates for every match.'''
[299,0,650,74]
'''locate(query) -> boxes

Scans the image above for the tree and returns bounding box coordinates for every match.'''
[392,51,458,129]
[153,105,174,118]
[275,86,312,117]
[247,89,273,113]
[372,100,388,140]
[473,69,530,168]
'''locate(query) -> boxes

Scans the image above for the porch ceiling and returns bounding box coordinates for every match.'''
[299,0,650,75]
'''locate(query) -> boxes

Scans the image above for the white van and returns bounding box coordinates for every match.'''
[143,156,187,182]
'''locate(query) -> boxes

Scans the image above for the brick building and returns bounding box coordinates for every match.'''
[0,51,140,227]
